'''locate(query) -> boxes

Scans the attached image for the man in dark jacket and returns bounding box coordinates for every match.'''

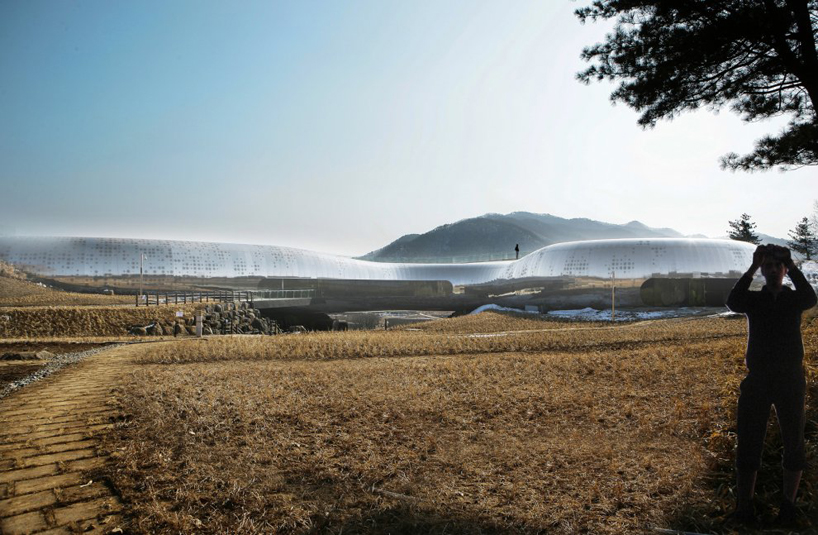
[726,244,817,524]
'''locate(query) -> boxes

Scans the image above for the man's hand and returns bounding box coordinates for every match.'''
[750,245,766,273]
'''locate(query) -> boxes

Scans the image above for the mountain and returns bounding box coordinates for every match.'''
[358,212,686,262]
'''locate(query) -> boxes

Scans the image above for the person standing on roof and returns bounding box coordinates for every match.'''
[725,244,817,526]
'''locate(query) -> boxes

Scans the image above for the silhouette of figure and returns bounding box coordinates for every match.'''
[725,244,817,525]
[515,243,519,260]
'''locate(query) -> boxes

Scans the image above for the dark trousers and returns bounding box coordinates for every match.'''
[736,370,807,472]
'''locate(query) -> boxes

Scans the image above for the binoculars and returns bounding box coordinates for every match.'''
[760,244,789,262]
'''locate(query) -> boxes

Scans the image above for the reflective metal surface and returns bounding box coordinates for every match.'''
[0,236,756,308]
[499,238,752,280]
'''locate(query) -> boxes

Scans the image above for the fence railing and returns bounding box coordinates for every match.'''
[249,289,315,299]
[135,289,316,307]
[135,290,254,307]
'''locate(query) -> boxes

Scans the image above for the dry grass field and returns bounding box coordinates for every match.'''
[0,304,204,338]
[394,312,609,334]
[133,314,746,365]
[0,266,210,339]
[0,273,134,307]
[99,311,818,534]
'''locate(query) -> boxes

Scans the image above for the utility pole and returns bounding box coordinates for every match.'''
[611,271,615,322]
[139,253,146,305]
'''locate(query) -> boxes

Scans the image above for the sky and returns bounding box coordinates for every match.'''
[1,1,815,257]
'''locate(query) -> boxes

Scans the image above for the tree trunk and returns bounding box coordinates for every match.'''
[786,0,818,112]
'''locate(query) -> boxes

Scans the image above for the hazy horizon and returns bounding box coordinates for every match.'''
[0,210,786,259]
[2,1,815,257]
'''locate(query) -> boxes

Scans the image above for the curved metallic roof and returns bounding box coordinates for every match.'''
[499,238,753,280]
[0,236,755,286]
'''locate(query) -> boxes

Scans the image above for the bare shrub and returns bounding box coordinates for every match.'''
[0,259,26,280]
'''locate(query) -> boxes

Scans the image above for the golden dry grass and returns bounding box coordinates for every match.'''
[99,313,818,534]
[0,304,202,338]
[0,275,134,307]
[394,311,608,333]
[0,267,208,337]
[134,313,746,364]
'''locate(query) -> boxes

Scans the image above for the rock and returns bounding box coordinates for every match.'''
[1,350,54,361]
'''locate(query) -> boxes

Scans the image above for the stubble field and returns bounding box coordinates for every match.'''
[0,271,204,339]
[0,273,134,308]
[99,311,818,534]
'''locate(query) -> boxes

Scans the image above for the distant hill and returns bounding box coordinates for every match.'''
[756,233,790,248]
[358,212,687,263]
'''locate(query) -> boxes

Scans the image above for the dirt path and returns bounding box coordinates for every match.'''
[0,344,147,534]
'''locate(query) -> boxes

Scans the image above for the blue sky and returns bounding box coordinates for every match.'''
[1,1,815,256]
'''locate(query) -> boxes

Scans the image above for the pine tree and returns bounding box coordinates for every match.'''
[788,217,817,260]
[576,1,818,171]
[727,214,761,244]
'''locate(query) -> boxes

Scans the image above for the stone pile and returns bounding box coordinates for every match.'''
[200,302,279,335]
[0,350,55,361]
[128,302,279,336]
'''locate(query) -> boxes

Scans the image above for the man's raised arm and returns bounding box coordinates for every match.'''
[783,250,818,310]
[726,246,764,313]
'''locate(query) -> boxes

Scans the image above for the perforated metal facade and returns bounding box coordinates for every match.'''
[498,238,753,281]
[0,236,755,292]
